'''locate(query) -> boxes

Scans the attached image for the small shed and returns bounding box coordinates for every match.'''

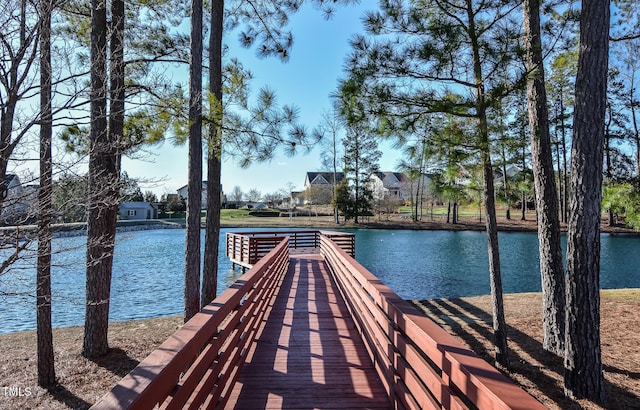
[118,202,158,220]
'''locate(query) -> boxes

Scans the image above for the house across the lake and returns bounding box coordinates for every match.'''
[304,172,345,190]
[1,174,38,224]
[177,182,226,210]
[118,202,158,220]
[303,170,433,204]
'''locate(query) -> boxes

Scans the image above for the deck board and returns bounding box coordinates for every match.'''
[226,254,389,409]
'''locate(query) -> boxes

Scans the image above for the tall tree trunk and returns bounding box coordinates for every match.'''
[82,0,118,358]
[452,201,458,224]
[502,151,511,220]
[481,148,509,370]
[564,0,609,402]
[466,0,508,370]
[184,0,203,321]
[202,0,223,308]
[523,0,565,356]
[446,200,451,223]
[605,106,614,226]
[554,112,564,223]
[354,138,359,224]
[0,0,29,218]
[560,94,569,223]
[110,0,125,175]
[332,121,339,224]
[520,142,528,221]
[84,0,117,358]
[499,107,511,220]
[631,67,640,177]
[83,0,123,358]
[37,0,55,386]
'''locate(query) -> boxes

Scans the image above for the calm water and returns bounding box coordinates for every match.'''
[1,228,639,334]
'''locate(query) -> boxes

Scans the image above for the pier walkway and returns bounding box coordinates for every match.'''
[93,230,545,410]
[227,254,388,408]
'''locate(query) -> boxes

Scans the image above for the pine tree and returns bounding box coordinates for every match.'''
[202,0,222,308]
[564,0,609,401]
[341,0,523,368]
[522,0,565,356]
[83,0,113,359]
[184,0,203,321]
[342,126,380,223]
[198,0,358,309]
[37,0,55,386]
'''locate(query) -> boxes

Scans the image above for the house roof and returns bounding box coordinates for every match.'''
[1,174,19,199]
[371,172,410,188]
[2,174,19,188]
[305,172,345,186]
[119,201,156,209]
[177,181,209,193]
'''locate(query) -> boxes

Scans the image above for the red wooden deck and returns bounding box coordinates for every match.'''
[226,254,390,409]
[94,232,545,409]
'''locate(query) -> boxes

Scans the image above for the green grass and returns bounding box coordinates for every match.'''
[601,288,640,301]
[220,209,253,220]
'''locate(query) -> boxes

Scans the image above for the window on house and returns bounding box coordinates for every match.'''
[128,210,136,216]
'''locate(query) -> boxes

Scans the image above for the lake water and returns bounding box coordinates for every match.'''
[1,228,639,334]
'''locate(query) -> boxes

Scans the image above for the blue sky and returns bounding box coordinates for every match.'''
[121,2,400,198]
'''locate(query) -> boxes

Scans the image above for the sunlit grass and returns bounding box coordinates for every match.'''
[601,288,640,301]
[220,209,253,220]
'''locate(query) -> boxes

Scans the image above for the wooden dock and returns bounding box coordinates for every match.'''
[93,231,546,410]
[227,254,389,408]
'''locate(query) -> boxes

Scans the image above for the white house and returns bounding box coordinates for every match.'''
[303,172,346,205]
[1,174,35,223]
[177,181,207,210]
[368,172,412,201]
[304,172,345,190]
[118,202,158,220]
[177,182,226,210]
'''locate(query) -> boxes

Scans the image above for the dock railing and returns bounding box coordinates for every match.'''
[226,230,355,268]
[95,231,544,410]
[319,235,545,410]
[92,238,290,409]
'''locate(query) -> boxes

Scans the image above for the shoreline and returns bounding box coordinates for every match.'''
[3,286,639,337]
[1,214,637,238]
[0,219,184,241]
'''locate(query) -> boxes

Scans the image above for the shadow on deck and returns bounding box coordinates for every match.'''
[229,255,388,409]
[92,230,545,410]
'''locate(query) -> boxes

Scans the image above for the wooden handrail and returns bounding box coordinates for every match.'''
[91,238,290,409]
[96,231,542,410]
[319,236,545,410]
[226,230,355,269]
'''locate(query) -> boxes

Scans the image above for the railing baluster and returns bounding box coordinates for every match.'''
[95,230,540,410]
[92,239,290,410]
[319,236,543,410]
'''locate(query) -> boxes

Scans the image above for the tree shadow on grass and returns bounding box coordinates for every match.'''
[414,298,640,409]
[89,347,140,378]
[47,383,92,410]
[49,348,140,409]
[444,298,640,409]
